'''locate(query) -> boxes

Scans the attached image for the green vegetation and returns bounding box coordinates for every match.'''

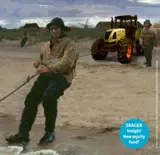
[0,27,105,43]
[0,29,23,41]
[0,22,159,45]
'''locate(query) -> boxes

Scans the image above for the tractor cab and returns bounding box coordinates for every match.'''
[111,15,139,40]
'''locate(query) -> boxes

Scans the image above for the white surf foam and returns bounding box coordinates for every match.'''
[0,146,59,155]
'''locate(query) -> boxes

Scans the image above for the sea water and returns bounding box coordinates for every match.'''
[0,146,59,155]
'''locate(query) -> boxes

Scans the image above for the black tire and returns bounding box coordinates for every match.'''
[91,38,108,60]
[136,43,144,56]
[117,37,132,64]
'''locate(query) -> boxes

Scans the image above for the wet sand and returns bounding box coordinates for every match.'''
[0,117,159,155]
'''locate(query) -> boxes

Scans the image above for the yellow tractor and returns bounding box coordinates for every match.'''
[91,15,144,64]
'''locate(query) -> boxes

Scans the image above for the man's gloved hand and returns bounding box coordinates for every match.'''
[33,60,41,68]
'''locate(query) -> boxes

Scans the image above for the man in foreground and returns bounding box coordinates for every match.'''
[5,17,79,145]
[139,19,157,67]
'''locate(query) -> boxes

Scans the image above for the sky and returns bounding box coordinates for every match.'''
[0,0,160,28]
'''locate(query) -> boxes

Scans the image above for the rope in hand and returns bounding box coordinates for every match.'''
[0,53,91,102]
[0,73,38,102]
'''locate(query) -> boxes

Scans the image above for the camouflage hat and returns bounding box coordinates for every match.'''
[144,19,152,26]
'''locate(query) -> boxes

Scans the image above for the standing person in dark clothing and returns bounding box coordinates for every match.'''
[5,17,79,145]
[139,19,157,67]
[20,32,29,47]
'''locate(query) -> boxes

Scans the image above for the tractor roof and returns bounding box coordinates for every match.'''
[115,15,137,21]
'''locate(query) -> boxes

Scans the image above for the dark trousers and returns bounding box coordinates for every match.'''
[18,72,70,138]
[144,41,153,66]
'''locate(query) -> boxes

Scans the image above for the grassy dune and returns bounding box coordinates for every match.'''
[0,27,160,45]
[0,28,105,43]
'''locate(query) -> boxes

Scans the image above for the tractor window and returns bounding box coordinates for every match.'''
[105,31,111,39]
[113,32,116,39]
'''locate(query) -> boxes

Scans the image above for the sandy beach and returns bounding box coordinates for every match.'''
[0,40,160,154]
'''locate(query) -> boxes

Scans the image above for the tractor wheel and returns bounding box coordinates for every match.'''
[136,43,144,56]
[117,37,132,64]
[91,38,108,60]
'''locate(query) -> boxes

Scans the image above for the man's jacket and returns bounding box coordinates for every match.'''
[40,38,79,84]
[139,27,157,47]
